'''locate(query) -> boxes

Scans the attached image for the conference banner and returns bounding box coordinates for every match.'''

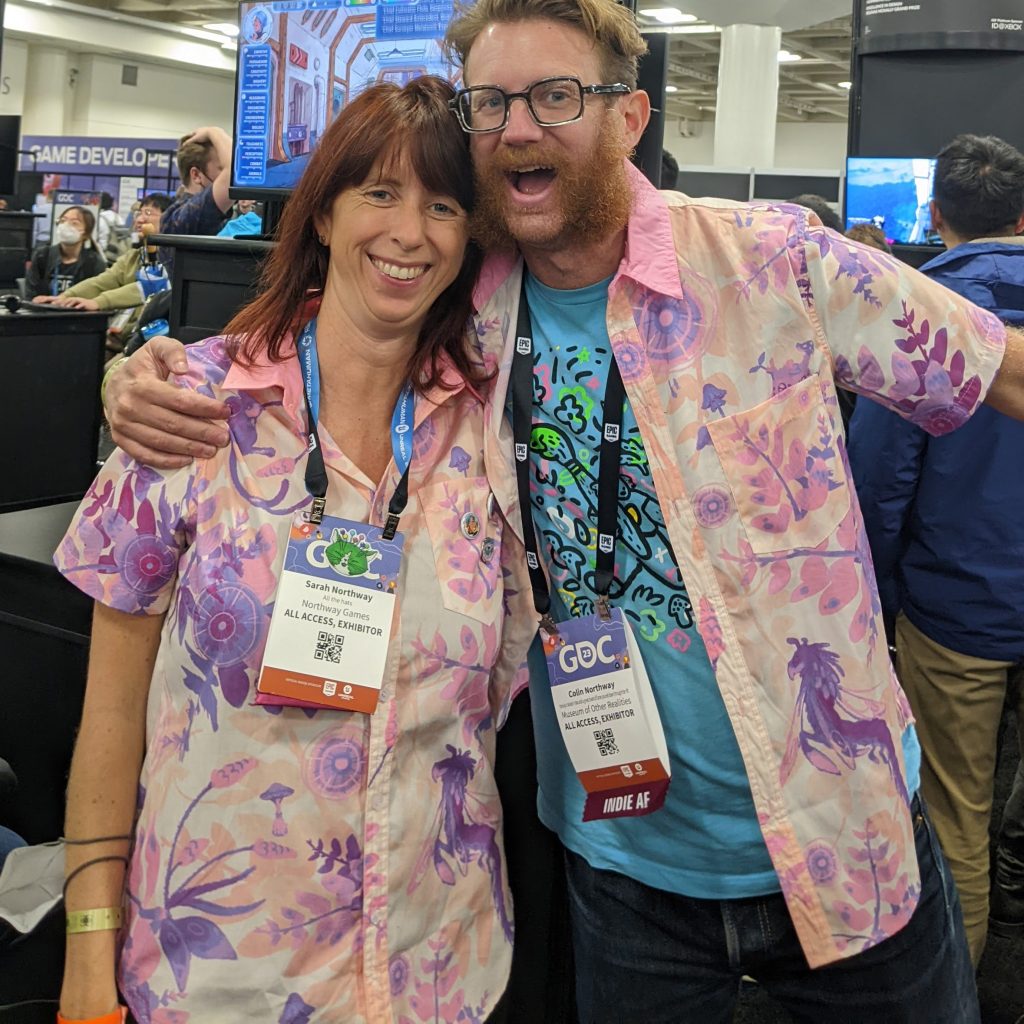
[859,0,1024,52]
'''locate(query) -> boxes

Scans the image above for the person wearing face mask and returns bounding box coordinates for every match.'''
[157,126,234,275]
[33,194,172,339]
[24,205,107,300]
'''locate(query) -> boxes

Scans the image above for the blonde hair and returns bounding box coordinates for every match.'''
[444,0,647,89]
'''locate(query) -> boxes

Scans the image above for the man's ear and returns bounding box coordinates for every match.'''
[1014,211,1024,235]
[929,199,945,233]
[619,89,652,151]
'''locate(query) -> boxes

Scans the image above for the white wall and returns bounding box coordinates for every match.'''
[666,119,848,172]
[0,39,28,117]
[66,53,234,137]
[773,121,847,171]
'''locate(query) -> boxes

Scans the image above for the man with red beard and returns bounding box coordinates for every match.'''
[103,1,1024,1020]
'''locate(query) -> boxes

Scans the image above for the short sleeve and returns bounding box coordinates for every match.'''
[54,452,197,616]
[50,343,233,615]
[802,223,1007,436]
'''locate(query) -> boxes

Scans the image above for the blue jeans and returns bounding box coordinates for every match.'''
[566,800,978,1023]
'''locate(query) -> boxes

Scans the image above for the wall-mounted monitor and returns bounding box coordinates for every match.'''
[844,156,940,246]
[232,0,460,199]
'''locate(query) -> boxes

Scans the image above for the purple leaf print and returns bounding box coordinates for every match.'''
[179,915,238,961]
[280,994,315,1024]
[855,347,886,395]
[219,662,251,708]
[178,895,264,916]
[158,918,191,991]
[949,349,966,387]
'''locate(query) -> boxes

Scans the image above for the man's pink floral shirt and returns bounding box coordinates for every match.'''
[473,162,1007,968]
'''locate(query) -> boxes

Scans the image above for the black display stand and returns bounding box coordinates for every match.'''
[0,308,107,512]
[152,233,274,344]
[0,209,38,287]
[0,500,91,844]
[0,500,90,1024]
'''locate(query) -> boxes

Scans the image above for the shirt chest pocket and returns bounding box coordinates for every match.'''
[419,476,504,624]
[704,376,851,555]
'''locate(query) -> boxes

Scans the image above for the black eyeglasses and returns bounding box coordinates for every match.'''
[449,76,631,134]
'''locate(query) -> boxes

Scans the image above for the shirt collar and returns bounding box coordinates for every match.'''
[221,324,475,419]
[473,159,683,307]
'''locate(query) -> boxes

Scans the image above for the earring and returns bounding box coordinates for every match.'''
[318,233,327,245]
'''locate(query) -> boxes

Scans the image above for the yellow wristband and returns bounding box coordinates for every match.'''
[100,355,128,407]
[66,906,124,934]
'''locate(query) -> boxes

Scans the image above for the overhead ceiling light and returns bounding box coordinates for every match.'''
[838,80,852,89]
[205,22,239,36]
[644,23,721,34]
[777,50,802,62]
[665,84,679,92]
[639,8,698,24]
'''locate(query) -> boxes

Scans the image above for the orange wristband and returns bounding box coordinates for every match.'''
[56,1009,126,1024]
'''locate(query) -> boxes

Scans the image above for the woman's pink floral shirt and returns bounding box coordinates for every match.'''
[55,335,534,1023]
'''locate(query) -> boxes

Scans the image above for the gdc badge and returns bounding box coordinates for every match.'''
[256,513,404,712]
[543,609,671,821]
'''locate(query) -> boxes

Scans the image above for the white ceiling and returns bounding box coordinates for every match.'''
[646,13,854,124]
[7,0,856,123]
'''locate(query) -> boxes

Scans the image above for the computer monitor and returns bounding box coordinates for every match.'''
[844,156,941,247]
[232,0,460,199]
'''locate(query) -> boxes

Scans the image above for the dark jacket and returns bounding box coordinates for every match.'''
[848,236,1024,659]
[25,243,107,299]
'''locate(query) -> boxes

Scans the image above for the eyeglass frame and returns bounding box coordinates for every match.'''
[448,75,632,134]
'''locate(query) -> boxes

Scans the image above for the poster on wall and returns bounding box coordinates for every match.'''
[20,137,180,210]
[859,0,1024,52]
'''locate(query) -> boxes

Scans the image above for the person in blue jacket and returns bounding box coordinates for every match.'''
[848,133,1024,964]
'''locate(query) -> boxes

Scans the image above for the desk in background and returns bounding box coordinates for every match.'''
[0,307,108,512]
[152,233,274,344]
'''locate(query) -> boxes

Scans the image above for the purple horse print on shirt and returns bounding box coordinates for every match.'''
[428,745,513,943]
[781,637,909,805]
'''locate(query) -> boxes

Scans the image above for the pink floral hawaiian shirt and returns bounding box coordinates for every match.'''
[472,162,1007,968]
[55,335,534,1022]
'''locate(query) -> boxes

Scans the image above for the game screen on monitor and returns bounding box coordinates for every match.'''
[845,157,940,247]
[233,0,459,194]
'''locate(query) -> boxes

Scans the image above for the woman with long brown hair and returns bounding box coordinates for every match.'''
[54,77,533,1023]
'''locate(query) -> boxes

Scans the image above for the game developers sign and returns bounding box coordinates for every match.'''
[859,0,1024,52]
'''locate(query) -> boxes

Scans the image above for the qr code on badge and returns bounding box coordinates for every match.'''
[593,728,619,758]
[314,631,344,664]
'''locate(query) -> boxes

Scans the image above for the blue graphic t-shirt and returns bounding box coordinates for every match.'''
[523,272,780,897]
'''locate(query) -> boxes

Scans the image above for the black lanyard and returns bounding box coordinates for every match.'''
[511,278,625,632]
[298,320,412,539]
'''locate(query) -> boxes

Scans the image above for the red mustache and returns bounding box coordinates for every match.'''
[477,144,568,177]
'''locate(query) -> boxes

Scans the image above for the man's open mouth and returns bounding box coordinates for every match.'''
[507,166,557,195]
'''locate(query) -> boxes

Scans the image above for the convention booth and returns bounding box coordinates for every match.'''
[6,0,1024,1018]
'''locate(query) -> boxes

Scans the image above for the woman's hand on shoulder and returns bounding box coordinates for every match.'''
[105,335,232,469]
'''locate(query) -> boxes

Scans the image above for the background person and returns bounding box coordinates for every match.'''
[788,191,843,232]
[33,193,171,337]
[845,222,893,252]
[158,125,234,272]
[848,133,1024,964]
[24,205,106,299]
[54,76,532,1023]
[95,192,123,258]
